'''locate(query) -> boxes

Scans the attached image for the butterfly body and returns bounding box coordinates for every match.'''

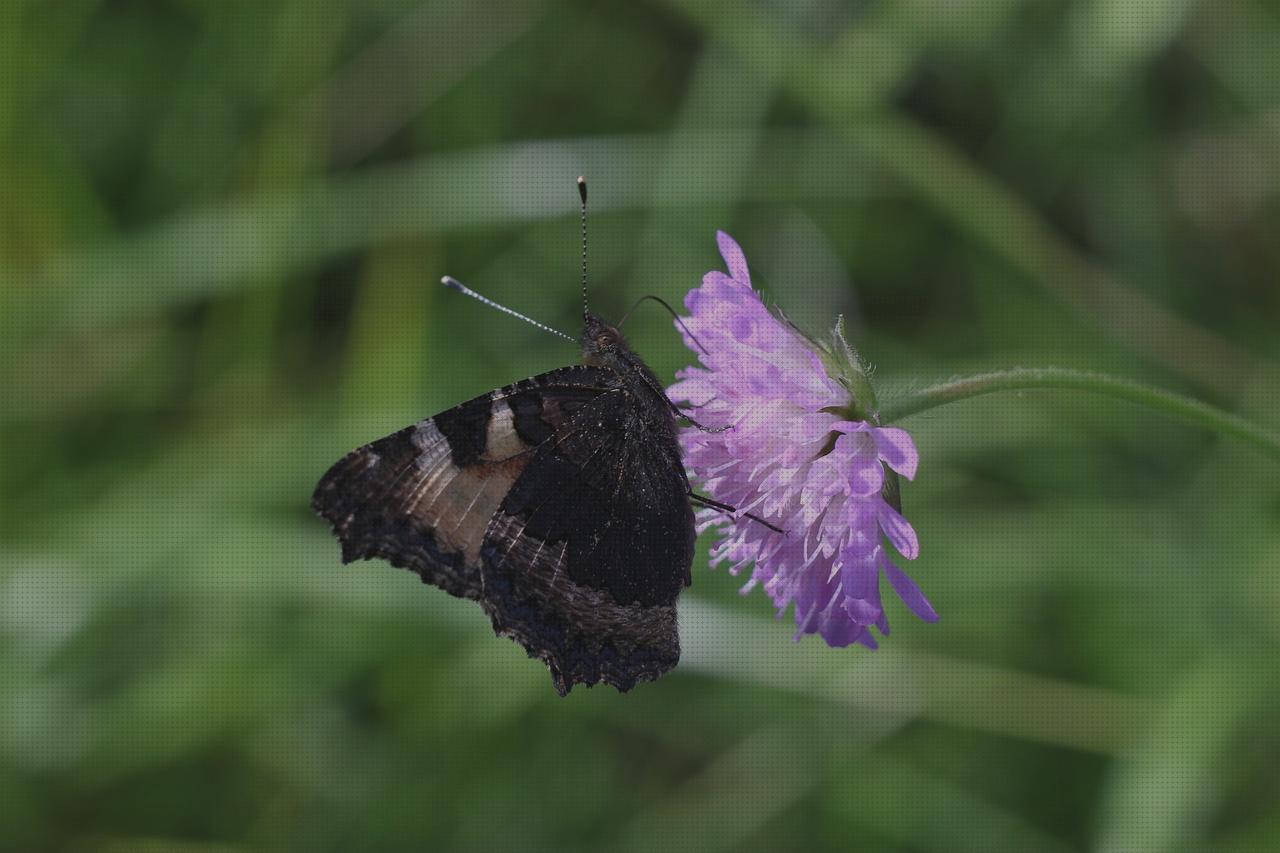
[312,313,695,695]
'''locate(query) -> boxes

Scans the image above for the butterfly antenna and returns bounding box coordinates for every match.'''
[578,176,589,323]
[440,276,575,342]
[618,294,711,357]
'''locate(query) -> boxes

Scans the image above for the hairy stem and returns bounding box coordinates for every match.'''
[880,367,1280,461]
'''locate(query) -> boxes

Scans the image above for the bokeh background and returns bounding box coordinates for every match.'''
[4,1,1280,850]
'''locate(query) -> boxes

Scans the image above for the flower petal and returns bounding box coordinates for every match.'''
[884,561,938,623]
[844,597,882,626]
[819,609,863,647]
[872,427,918,480]
[792,601,821,640]
[878,501,919,559]
[667,374,717,407]
[716,230,751,284]
[848,455,884,497]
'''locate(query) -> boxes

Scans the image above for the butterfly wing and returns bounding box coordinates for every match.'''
[311,365,695,695]
[481,370,695,694]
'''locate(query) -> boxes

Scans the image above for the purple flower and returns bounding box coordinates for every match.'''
[669,231,937,648]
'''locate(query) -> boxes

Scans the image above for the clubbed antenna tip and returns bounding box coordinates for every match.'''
[578,177,589,320]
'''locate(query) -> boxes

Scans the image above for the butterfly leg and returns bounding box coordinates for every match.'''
[624,357,729,433]
[675,409,731,433]
[633,370,729,433]
[688,491,785,535]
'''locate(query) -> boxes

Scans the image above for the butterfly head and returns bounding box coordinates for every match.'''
[581,312,635,370]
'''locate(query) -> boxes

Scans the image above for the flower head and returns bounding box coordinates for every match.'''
[669,231,937,648]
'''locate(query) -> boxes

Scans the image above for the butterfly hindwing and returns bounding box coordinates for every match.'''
[480,373,694,694]
[312,365,694,695]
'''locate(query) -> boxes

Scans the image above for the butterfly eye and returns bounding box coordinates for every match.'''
[595,332,617,348]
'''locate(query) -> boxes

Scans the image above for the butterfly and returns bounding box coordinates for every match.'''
[311,179,702,695]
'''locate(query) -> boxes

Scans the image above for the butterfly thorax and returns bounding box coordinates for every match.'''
[580,313,679,439]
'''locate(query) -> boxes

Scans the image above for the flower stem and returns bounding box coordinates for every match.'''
[880,367,1280,461]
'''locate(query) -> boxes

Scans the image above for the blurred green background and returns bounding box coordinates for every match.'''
[3,1,1280,850]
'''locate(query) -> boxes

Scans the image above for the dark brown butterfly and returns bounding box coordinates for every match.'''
[312,180,697,695]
